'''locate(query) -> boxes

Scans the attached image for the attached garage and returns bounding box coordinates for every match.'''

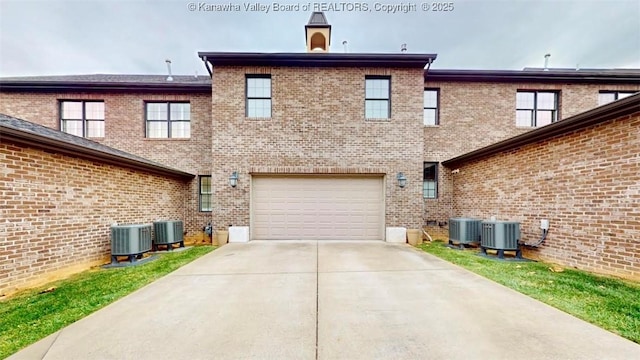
[251,176,384,240]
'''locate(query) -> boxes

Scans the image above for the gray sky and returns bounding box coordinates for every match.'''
[1,0,638,76]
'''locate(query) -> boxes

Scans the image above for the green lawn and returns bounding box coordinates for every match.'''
[0,246,214,359]
[419,241,640,344]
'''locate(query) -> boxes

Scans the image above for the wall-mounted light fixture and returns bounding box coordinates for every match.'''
[396,172,407,188]
[229,171,238,188]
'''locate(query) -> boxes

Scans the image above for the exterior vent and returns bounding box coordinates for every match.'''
[449,218,482,248]
[481,221,521,258]
[110,224,152,263]
[153,220,185,251]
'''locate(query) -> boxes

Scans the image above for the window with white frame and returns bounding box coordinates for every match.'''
[516,91,558,127]
[60,100,105,138]
[145,102,191,138]
[424,89,439,125]
[365,76,390,119]
[598,91,636,106]
[423,162,438,199]
[246,75,272,118]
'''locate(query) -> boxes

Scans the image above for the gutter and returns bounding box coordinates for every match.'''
[424,70,640,84]
[197,52,437,68]
[0,82,211,93]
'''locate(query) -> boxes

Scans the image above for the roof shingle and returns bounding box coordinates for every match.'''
[0,74,211,84]
[307,12,329,25]
[0,113,194,179]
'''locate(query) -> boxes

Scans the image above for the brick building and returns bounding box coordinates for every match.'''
[1,114,192,292]
[1,12,639,289]
[443,95,640,278]
[422,69,640,234]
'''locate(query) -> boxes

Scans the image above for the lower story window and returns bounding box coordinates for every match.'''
[199,176,212,212]
[423,162,438,199]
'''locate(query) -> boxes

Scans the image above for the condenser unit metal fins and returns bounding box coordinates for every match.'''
[481,221,521,259]
[153,220,185,251]
[110,224,152,263]
[449,218,482,248]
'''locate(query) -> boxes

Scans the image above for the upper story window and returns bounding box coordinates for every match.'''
[424,89,439,126]
[145,102,190,139]
[246,75,272,118]
[598,91,636,106]
[365,76,390,119]
[516,91,558,127]
[60,100,104,138]
[423,162,438,199]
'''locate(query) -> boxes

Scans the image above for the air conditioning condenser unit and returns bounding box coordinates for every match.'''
[481,220,521,258]
[153,220,185,251]
[111,224,152,263]
[449,218,482,248]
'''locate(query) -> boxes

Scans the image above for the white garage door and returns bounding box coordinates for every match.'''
[252,176,384,240]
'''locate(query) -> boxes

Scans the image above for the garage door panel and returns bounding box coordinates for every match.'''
[252,176,384,240]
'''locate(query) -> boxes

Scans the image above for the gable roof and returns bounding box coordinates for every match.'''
[0,74,211,92]
[0,113,194,179]
[442,93,640,167]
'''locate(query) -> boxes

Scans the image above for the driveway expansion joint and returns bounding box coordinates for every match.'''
[11,241,640,360]
[171,271,318,276]
[315,239,319,360]
[40,329,63,360]
[318,268,454,274]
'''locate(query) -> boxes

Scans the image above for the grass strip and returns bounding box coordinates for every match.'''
[419,241,640,344]
[0,246,214,358]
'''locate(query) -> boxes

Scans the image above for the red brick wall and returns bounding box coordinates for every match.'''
[0,91,212,234]
[422,80,640,226]
[0,140,187,294]
[446,110,640,279]
[210,66,425,232]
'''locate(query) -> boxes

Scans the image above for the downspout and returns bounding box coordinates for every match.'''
[425,57,433,74]
[421,56,436,242]
[202,56,213,78]
[423,57,433,82]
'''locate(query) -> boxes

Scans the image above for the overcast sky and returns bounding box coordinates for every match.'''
[0,0,638,77]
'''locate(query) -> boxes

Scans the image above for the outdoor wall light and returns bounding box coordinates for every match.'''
[229,171,239,188]
[397,172,407,188]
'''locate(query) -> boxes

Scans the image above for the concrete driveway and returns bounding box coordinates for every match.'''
[10,241,640,360]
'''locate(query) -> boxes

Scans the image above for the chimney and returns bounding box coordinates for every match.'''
[165,59,173,81]
[543,54,551,71]
[342,40,348,53]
